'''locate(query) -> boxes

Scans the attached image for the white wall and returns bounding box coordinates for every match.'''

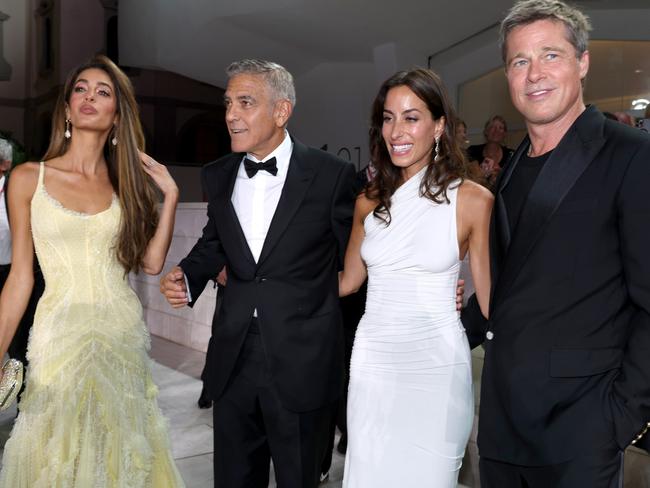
[290,61,376,169]
[132,203,216,352]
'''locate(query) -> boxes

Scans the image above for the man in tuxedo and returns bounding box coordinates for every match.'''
[160,59,356,488]
[476,1,650,486]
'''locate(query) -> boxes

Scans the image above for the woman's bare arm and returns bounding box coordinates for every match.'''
[457,180,494,318]
[0,163,39,359]
[339,194,376,297]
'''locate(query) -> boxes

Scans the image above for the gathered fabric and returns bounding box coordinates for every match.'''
[344,169,474,488]
[0,162,184,488]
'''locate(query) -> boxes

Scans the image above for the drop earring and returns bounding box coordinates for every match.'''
[434,136,441,161]
[64,119,71,139]
[111,127,118,146]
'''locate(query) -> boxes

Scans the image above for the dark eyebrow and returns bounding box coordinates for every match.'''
[75,78,113,90]
[383,108,422,116]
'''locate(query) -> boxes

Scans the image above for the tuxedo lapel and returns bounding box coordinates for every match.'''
[257,141,315,267]
[213,155,256,267]
[493,106,606,306]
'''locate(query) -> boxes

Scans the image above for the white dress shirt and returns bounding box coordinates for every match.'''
[0,176,12,265]
[231,131,293,262]
[184,132,293,304]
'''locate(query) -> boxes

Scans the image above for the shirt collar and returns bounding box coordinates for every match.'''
[245,130,293,169]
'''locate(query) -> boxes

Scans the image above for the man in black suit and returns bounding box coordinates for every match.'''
[476,1,650,487]
[160,59,356,488]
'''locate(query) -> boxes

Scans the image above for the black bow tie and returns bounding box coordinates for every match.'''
[244,157,278,178]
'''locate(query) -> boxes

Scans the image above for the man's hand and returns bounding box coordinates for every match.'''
[456,279,465,311]
[216,267,227,287]
[160,266,189,308]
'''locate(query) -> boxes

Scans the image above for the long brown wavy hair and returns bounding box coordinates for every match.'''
[367,68,468,224]
[43,55,158,273]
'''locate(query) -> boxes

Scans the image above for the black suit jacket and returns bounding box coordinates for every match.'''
[180,139,356,412]
[477,106,650,464]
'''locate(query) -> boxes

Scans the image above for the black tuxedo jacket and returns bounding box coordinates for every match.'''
[477,106,650,465]
[180,139,356,412]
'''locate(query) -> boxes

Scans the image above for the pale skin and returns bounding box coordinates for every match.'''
[338,85,492,318]
[0,68,179,364]
[160,73,292,308]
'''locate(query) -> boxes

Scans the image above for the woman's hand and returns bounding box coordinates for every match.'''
[139,151,179,198]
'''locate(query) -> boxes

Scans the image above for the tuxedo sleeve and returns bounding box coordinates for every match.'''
[178,167,227,307]
[611,139,650,450]
[461,294,487,349]
[330,162,356,270]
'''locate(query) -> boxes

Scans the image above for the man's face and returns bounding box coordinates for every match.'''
[485,119,506,144]
[224,73,287,160]
[505,19,589,129]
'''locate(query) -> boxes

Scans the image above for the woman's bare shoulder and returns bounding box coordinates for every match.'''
[9,162,41,197]
[458,179,494,208]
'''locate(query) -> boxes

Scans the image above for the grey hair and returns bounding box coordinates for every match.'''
[500,0,592,63]
[226,59,296,106]
[0,139,12,163]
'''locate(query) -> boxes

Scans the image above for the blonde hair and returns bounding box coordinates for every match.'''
[43,55,158,274]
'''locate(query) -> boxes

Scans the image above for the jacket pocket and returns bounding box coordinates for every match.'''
[549,347,623,378]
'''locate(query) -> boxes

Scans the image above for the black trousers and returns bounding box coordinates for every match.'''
[480,437,624,488]
[212,320,334,488]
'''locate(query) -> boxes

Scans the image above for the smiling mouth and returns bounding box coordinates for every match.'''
[527,88,552,97]
[230,128,247,134]
[391,144,413,154]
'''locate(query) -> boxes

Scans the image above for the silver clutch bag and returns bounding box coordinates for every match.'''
[0,358,23,411]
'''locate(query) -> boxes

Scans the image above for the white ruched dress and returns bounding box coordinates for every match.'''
[343,168,474,488]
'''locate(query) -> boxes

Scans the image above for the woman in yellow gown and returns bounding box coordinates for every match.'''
[0,55,185,487]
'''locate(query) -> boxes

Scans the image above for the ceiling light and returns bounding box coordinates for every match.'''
[631,98,649,110]
[634,69,643,74]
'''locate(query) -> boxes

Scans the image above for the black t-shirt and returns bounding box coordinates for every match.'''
[502,150,552,232]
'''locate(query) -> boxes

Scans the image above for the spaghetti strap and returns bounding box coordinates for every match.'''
[37,161,45,188]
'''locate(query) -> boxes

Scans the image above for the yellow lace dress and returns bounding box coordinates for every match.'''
[0,162,185,487]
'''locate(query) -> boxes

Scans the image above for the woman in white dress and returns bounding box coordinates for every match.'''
[340,68,493,487]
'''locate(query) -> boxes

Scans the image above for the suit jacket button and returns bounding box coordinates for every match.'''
[486,330,494,340]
